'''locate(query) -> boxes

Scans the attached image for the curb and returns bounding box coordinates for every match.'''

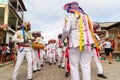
[0,61,13,68]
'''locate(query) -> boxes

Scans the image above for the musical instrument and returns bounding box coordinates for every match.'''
[32,42,44,49]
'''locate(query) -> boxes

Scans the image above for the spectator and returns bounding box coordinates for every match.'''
[103,38,113,64]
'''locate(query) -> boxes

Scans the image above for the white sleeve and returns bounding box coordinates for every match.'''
[62,14,72,40]
[12,30,24,43]
[94,33,100,40]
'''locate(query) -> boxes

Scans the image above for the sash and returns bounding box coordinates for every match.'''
[38,49,40,59]
[96,48,100,59]
[82,14,91,51]
[86,15,99,49]
[22,26,26,43]
[58,39,62,48]
[78,13,84,51]
[66,37,70,73]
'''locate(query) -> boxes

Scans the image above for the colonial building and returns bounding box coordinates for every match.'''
[0,0,26,44]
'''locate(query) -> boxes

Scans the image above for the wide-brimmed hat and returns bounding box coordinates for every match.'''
[63,1,79,11]
[93,22,100,33]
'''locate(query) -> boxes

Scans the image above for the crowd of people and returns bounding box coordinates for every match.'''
[0,1,118,80]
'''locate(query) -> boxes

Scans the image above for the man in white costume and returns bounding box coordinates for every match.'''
[12,22,34,80]
[32,35,44,72]
[62,1,100,80]
[92,23,107,79]
[92,33,107,79]
[57,34,65,68]
[49,40,56,65]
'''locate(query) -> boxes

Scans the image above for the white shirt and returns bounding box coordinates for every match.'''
[62,13,94,48]
[104,41,111,48]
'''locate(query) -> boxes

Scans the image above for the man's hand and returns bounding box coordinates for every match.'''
[0,24,8,29]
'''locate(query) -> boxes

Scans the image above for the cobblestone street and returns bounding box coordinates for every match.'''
[0,59,120,80]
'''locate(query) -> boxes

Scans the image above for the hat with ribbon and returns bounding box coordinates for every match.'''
[93,22,100,33]
[63,1,79,12]
[24,22,31,31]
[63,1,85,14]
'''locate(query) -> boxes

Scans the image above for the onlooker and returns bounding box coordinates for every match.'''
[103,38,113,64]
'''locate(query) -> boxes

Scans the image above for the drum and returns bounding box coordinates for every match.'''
[32,42,44,49]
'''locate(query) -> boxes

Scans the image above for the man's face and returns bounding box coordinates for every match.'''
[26,26,31,31]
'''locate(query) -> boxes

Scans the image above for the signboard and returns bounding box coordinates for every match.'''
[0,0,9,4]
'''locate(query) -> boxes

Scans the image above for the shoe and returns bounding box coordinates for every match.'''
[37,69,40,71]
[65,72,69,77]
[54,63,56,65]
[41,64,43,67]
[49,63,52,65]
[61,67,65,69]
[58,65,60,68]
[56,59,58,61]
[98,74,107,79]
[28,78,32,80]
[33,70,37,73]
[109,62,112,64]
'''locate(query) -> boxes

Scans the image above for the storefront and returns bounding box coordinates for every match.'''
[105,22,120,51]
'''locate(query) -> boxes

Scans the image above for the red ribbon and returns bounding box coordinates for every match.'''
[96,48,100,59]
[58,39,61,46]
[66,47,70,73]
[38,49,40,59]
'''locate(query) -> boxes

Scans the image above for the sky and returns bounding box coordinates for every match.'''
[23,0,120,43]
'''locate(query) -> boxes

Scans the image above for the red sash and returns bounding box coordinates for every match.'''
[38,49,40,59]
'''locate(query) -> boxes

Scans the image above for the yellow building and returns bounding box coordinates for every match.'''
[0,0,26,44]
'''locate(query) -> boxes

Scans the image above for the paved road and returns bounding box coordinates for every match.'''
[0,59,120,80]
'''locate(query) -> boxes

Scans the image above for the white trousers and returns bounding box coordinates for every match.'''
[40,49,44,65]
[92,49,103,74]
[49,52,56,63]
[62,47,66,67]
[57,48,63,66]
[69,47,92,80]
[12,47,32,80]
[46,50,50,62]
[32,49,41,70]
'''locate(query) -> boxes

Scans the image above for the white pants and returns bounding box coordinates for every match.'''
[92,48,103,74]
[69,47,92,80]
[40,49,44,65]
[32,49,41,70]
[12,47,32,80]
[46,50,50,62]
[49,52,56,63]
[57,48,63,66]
[61,47,66,67]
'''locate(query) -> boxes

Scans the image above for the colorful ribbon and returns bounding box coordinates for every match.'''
[38,49,40,59]
[77,12,84,51]
[22,26,26,43]
[86,15,99,49]
[66,47,70,73]
[82,14,91,51]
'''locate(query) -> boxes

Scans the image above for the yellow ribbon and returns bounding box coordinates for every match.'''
[74,11,84,51]
[86,15,99,49]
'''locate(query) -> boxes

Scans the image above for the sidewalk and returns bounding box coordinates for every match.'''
[0,61,13,67]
